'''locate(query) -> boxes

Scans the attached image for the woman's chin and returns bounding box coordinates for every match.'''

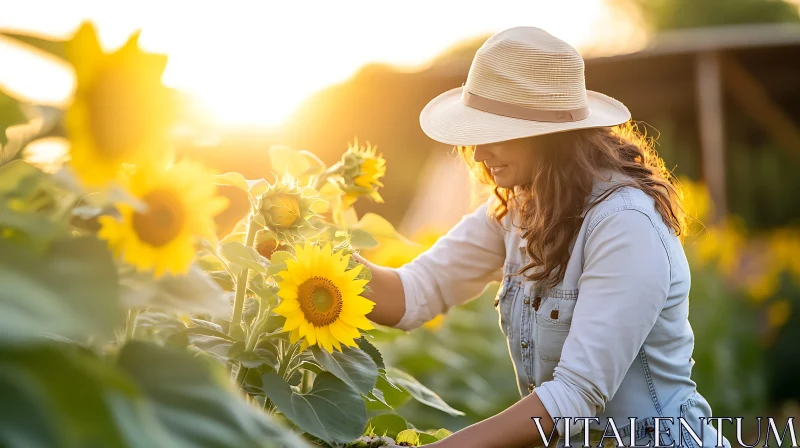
[492,175,516,189]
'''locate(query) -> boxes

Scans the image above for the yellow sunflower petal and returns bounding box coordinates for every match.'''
[273,298,300,315]
[338,312,375,331]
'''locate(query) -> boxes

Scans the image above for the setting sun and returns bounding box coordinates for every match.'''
[0,0,606,128]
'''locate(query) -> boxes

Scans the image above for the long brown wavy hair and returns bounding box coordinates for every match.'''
[456,122,688,288]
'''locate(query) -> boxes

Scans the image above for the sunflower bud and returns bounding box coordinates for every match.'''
[257,178,320,242]
[254,230,292,259]
[336,138,386,208]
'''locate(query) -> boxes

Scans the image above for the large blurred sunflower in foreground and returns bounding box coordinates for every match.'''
[274,241,375,353]
[65,22,175,187]
[98,160,227,278]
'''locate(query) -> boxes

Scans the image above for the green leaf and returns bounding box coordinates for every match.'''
[266,250,293,276]
[0,31,68,60]
[262,371,367,444]
[0,346,173,448]
[232,347,279,370]
[298,150,326,176]
[188,318,223,333]
[416,431,439,444]
[349,228,380,249]
[0,89,27,148]
[119,341,310,448]
[167,327,243,361]
[368,371,408,411]
[120,264,231,318]
[365,413,409,439]
[357,337,385,370]
[214,172,251,194]
[296,360,324,375]
[0,237,118,345]
[268,145,325,179]
[365,386,392,411]
[311,344,378,396]
[385,367,465,417]
[248,179,270,197]
[133,311,188,340]
[219,241,269,275]
[430,428,453,441]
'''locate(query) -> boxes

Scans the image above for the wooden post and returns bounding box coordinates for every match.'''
[695,51,727,223]
[722,55,800,164]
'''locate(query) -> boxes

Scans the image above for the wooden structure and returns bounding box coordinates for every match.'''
[585,23,800,223]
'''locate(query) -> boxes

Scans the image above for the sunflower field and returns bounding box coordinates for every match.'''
[0,22,461,447]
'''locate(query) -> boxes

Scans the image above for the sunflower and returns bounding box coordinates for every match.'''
[273,241,375,353]
[98,160,228,278]
[257,178,320,242]
[65,22,175,187]
[337,138,386,208]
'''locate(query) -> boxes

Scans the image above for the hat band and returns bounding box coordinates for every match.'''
[462,90,590,123]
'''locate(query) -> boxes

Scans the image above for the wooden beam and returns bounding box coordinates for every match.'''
[721,54,800,164]
[695,51,727,223]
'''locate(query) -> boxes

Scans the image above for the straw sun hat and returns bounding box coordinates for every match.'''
[419,26,631,146]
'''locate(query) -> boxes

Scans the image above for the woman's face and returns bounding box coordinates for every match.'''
[473,137,538,188]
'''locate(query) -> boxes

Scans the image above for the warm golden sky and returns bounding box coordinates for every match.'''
[0,0,634,127]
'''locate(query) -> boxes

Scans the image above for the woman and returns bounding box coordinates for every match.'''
[353,27,732,448]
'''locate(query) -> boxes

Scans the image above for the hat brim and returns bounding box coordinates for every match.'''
[419,87,631,146]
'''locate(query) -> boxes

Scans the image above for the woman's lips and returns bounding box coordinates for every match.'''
[489,165,508,175]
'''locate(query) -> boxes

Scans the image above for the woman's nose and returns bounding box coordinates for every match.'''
[472,145,489,163]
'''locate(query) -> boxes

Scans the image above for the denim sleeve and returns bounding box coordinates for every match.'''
[390,197,506,331]
[535,209,671,439]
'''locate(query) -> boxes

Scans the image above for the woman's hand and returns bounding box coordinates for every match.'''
[411,390,556,448]
[349,252,408,328]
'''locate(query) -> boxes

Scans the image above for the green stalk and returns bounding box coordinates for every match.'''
[229,216,259,337]
[245,304,271,352]
[312,162,343,191]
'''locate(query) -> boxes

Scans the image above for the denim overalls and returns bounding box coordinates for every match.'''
[392,171,732,448]
[494,179,732,447]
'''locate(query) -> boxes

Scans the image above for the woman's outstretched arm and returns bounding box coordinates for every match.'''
[350,252,406,328]
[352,197,507,332]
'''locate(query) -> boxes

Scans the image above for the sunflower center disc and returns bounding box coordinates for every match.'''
[132,189,186,247]
[298,276,343,326]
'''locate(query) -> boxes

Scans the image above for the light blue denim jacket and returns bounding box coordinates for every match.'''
[392,170,732,447]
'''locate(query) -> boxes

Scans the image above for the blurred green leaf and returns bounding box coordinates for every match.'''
[0,345,171,448]
[120,264,231,318]
[167,327,243,363]
[385,367,465,417]
[0,89,27,148]
[0,31,68,60]
[262,371,367,444]
[349,228,379,249]
[311,344,379,396]
[119,341,310,447]
[0,236,118,345]
[268,145,325,179]
[220,241,269,275]
[215,172,251,194]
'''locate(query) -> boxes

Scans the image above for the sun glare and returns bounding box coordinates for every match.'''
[0,0,608,128]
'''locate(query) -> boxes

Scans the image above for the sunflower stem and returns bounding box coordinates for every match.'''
[124,308,139,343]
[299,369,311,394]
[245,304,271,353]
[312,162,343,191]
[229,216,260,337]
